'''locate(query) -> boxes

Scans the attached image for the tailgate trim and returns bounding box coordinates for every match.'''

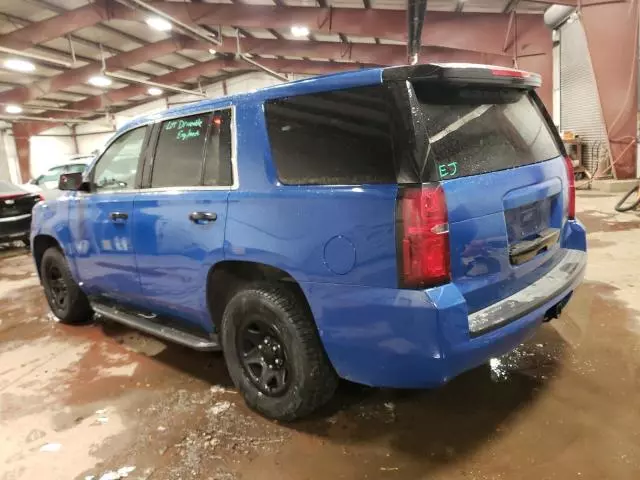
[468,249,586,335]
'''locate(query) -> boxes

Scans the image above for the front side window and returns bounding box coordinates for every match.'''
[264,86,396,185]
[93,127,147,192]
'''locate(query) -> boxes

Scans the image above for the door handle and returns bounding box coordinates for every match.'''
[189,211,217,224]
[109,212,128,222]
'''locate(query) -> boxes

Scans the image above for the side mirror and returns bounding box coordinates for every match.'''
[58,172,85,191]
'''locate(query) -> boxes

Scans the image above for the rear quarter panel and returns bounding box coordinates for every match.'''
[225,103,399,288]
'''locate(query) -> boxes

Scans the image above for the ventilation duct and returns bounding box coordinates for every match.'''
[544,5,576,29]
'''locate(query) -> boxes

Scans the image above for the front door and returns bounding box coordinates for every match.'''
[69,125,149,302]
[133,109,234,331]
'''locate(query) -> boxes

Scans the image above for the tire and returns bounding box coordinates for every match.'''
[40,247,91,324]
[221,283,338,421]
[614,184,640,212]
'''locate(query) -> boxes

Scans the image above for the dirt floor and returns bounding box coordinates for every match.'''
[1,190,639,480]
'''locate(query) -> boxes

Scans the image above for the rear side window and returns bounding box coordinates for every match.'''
[265,86,396,185]
[152,113,211,188]
[412,84,560,181]
[151,110,234,188]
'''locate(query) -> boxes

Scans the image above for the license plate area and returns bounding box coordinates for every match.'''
[505,196,553,243]
[505,195,559,265]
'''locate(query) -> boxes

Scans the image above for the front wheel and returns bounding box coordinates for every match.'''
[41,247,91,324]
[221,283,338,421]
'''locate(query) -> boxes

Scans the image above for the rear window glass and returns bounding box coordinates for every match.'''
[265,86,396,185]
[152,113,211,188]
[412,84,560,181]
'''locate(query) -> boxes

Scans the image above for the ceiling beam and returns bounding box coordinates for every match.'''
[21,0,184,74]
[1,3,553,58]
[0,2,108,51]
[184,36,512,67]
[0,38,188,107]
[0,34,511,109]
[107,3,552,56]
[16,58,369,135]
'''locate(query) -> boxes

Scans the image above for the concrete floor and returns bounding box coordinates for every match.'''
[1,190,639,480]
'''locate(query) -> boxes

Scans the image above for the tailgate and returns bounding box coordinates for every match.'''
[444,158,568,313]
[408,75,569,313]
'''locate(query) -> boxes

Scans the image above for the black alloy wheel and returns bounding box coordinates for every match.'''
[238,317,290,396]
[45,263,69,313]
[40,247,91,324]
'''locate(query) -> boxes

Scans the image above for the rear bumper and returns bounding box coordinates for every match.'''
[0,213,31,243]
[468,249,585,336]
[302,219,587,388]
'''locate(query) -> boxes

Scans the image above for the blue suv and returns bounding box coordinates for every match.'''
[31,64,587,421]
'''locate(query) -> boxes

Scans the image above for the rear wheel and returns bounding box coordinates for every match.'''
[41,247,91,324]
[221,283,338,421]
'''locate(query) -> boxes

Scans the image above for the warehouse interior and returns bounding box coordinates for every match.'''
[0,0,639,479]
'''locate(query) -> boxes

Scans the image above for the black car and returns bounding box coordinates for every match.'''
[0,181,41,246]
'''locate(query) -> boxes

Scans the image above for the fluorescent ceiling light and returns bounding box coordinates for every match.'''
[5,105,22,114]
[290,25,310,37]
[148,87,163,96]
[4,58,35,72]
[88,75,112,87]
[146,16,172,32]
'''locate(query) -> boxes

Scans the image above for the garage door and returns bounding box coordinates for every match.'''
[560,18,609,174]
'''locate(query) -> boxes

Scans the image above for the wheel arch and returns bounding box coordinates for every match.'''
[205,260,313,333]
[32,234,63,277]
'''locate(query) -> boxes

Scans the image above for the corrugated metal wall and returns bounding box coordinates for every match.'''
[559,18,609,174]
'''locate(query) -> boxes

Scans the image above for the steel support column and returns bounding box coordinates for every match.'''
[581,0,638,178]
[11,124,31,182]
[407,0,428,64]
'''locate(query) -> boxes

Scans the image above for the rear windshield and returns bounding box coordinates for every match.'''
[412,83,560,181]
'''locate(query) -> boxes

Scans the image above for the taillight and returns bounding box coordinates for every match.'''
[490,67,530,78]
[397,184,450,288]
[563,156,576,219]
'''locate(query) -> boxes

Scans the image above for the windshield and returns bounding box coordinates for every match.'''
[37,166,65,186]
[411,83,561,181]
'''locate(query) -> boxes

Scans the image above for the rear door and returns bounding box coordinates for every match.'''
[408,77,568,313]
[133,109,234,331]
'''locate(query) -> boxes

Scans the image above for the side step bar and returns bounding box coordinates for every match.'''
[91,302,220,351]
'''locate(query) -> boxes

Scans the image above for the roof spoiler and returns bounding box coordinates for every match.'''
[382,63,542,89]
